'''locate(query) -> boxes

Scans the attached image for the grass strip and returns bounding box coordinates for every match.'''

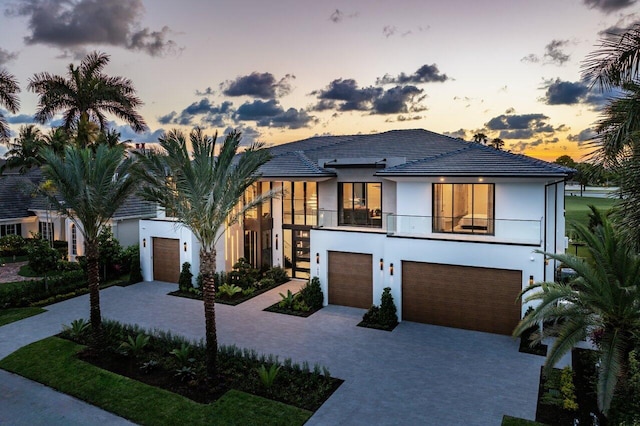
[0,307,46,327]
[0,337,311,425]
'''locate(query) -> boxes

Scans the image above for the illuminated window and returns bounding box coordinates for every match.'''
[433,183,494,234]
[71,224,77,255]
[338,182,382,228]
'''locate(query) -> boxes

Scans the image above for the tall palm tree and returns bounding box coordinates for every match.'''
[136,128,273,377]
[513,219,640,415]
[489,137,505,150]
[582,25,640,251]
[1,124,46,174]
[28,51,147,146]
[41,143,138,347]
[472,132,488,144]
[0,69,20,143]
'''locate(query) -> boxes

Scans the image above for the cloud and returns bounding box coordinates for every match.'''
[103,120,164,141]
[540,78,616,108]
[485,113,555,139]
[311,79,383,111]
[158,99,233,126]
[221,72,294,99]
[521,39,571,65]
[443,129,468,139]
[236,99,315,129]
[224,124,262,146]
[0,48,18,66]
[598,13,640,35]
[195,87,214,96]
[6,0,178,56]
[377,64,449,84]
[583,0,636,13]
[372,85,424,114]
[6,114,34,124]
[568,128,597,146]
[329,9,357,23]
[383,25,398,38]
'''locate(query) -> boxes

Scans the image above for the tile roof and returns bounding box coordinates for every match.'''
[0,169,40,220]
[262,129,573,179]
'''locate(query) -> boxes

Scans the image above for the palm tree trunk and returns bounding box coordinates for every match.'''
[200,248,218,378]
[86,240,103,348]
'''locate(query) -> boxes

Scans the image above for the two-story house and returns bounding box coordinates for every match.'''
[139,129,572,335]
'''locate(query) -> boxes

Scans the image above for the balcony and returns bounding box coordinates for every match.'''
[315,210,542,244]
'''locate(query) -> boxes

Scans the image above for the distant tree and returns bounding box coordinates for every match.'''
[554,155,577,169]
[28,51,147,147]
[489,137,505,150]
[472,133,488,144]
[1,125,46,174]
[0,69,20,144]
[582,23,640,251]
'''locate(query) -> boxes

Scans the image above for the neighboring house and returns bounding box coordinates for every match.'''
[139,129,572,335]
[0,160,157,259]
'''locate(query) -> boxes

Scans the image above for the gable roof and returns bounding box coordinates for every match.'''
[261,129,573,179]
[0,168,41,220]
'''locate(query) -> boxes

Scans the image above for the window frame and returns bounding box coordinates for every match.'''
[338,182,383,228]
[432,183,495,235]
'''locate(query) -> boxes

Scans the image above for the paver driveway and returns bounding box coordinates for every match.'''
[0,281,544,425]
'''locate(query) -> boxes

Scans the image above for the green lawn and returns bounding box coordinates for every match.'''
[0,337,311,425]
[564,196,618,229]
[0,307,46,327]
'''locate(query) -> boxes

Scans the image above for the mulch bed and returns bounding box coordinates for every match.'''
[168,282,284,306]
[263,302,321,317]
[356,321,398,332]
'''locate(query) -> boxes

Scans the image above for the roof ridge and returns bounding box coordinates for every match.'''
[471,143,575,172]
[384,144,474,171]
[293,150,329,173]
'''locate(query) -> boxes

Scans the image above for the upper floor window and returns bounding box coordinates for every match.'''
[338,182,382,228]
[433,183,494,234]
[283,181,317,226]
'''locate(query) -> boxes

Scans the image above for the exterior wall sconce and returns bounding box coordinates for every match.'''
[183,242,187,252]
[529,275,534,286]
[275,234,278,250]
[380,258,384,271]
[316,252,320,264]
[544,258,549,265]
[143,238,146,248]
[390,263,394,276]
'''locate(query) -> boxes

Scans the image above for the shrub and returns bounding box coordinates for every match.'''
[178,262,193,292]
[219,283,243,298]
[299,277,323,310]
[26,236,59,275]
[361,287,398,329]
[258,277,275,289]
[278,289,296,309]
[560,367,578,411]
[128,246,143,284]
[98,228,124,280]
[610,350,640,424]
[0,234,27,257]
[228,258,259,289]
[257,364,281,389]
[62,318,90,339]
[119,333,150,360]
[265,266,289,284]
[0,270,86,308]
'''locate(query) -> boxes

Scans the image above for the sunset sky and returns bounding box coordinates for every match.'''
[1,0,638,161]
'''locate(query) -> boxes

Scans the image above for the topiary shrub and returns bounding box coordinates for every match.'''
[265,266,289,284]
[178,262,193,292]
[228,257,259,289]
[359,287,398,331]
[27,235,59,275]
[129,247,143,284]
[299,276,323,310]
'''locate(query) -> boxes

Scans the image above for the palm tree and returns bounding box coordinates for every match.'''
[28,51,147,146]
[136,128,273,377]
[582,25,640,251]
[41,143,138,347]
[489,137,505,150]
[472,132,488,144]
[0,69,20,143]
[1,124,46,174]
[513,219,640,415]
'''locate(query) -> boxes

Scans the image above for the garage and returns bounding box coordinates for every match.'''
[153,237,180,283]
[328,251,373,309]
[402,261,522,335]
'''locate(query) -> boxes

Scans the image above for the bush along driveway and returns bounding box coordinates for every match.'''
[0,280,546,425]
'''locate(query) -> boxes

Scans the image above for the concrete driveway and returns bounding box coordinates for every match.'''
[0,281,544,425]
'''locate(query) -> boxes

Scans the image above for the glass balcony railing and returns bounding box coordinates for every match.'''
[315,210,542,244]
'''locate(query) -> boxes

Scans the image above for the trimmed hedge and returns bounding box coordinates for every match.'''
[0,270,86,308]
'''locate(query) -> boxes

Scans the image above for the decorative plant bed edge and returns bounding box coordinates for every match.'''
[263,302,321,318]
[356,321,398,332]
[168,282,285,306]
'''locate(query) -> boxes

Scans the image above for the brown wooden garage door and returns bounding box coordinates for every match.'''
[328,251,373,309]
[402,261,522,335]
[153,237,180,283]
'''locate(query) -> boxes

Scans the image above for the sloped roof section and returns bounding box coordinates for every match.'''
[0,168,42,220]
[376,143,574,177]
[263,129,572,179]
[260,150,335,178]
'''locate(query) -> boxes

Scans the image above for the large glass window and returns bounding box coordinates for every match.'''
[338,182,382,227]
[433,183,494,234]
[282,182,317,226]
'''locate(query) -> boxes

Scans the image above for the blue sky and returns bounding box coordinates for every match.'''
[1,0,638,161]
